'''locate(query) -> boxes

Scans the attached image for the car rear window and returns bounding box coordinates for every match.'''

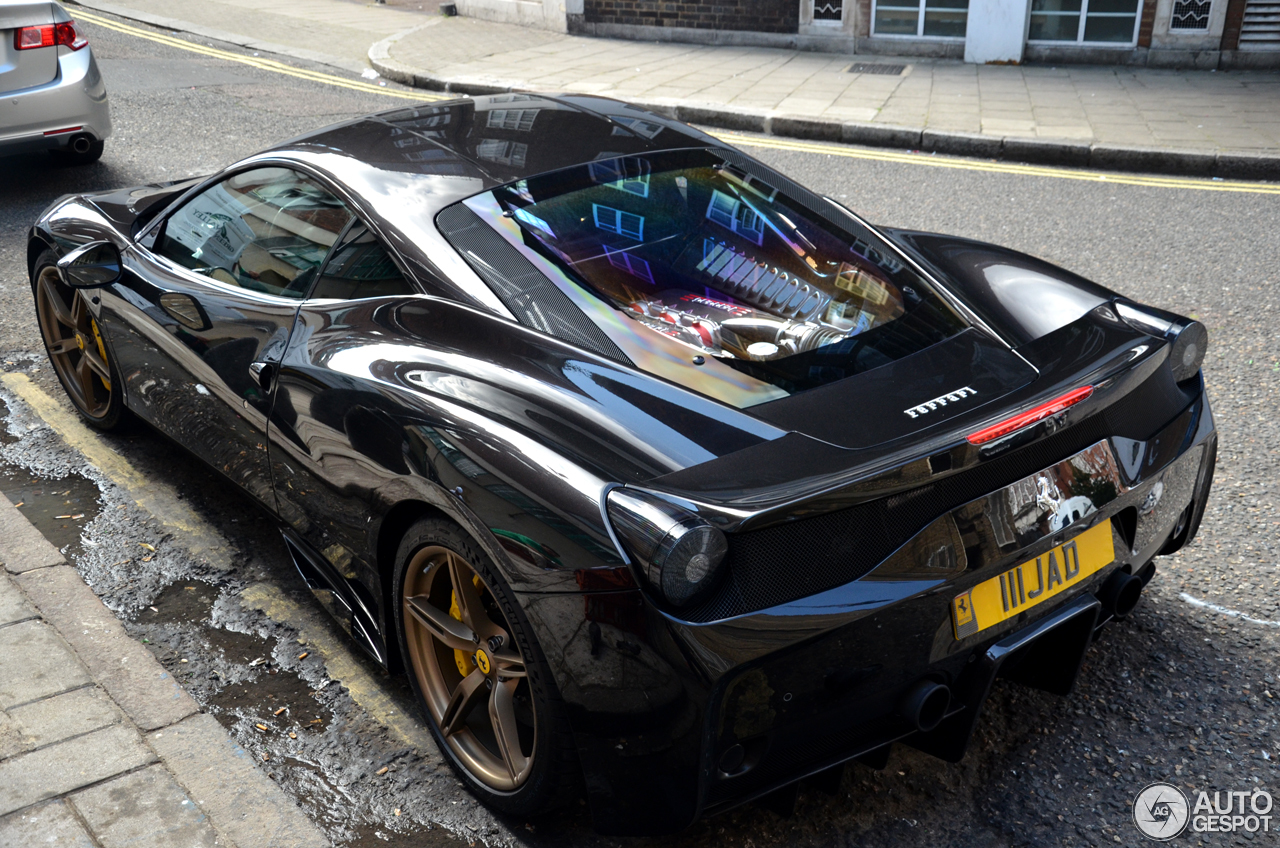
[440,147,966,407]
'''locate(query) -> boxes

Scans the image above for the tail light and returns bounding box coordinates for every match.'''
[966,386,1094,445]
[1115,301,1207,383]
[14,21,88,51]
[606,489,728,608]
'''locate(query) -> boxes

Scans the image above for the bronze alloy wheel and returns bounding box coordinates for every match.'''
[34,264,115,420]
[402,544,536,791]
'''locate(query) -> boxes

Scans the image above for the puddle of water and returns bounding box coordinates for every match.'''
[133,578,468,846]
[0,396,101,560]
[0,396,506,847]
[0,467,100,560]
[139,581,332,726]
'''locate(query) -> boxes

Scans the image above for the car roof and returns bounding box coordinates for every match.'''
[265,93,719,215]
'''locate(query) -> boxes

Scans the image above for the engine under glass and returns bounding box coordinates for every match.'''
[457,147,966,400]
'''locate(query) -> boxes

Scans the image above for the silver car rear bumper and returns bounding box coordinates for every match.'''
[0,45,112,155]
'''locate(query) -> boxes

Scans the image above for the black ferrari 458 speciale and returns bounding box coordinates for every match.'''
[28,94,1215,835]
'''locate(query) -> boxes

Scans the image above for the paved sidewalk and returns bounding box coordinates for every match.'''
[0,493,328,848]
[71,0,1280,178]
[381,17,1280,155]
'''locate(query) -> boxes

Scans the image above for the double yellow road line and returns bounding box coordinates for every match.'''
[716,131,1280,195]
[75,7,1279,194]
[74,8,443,101]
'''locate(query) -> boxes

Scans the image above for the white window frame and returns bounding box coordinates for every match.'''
[486,109,539,131]
[592,204,644,241]
[705,191,765,246]
[589,157,650,198]
[603,246,656,284]
[870,0,969,39]
[1027,0,1142,46]
[475,139,529,167]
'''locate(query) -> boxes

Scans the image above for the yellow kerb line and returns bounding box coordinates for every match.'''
[712,131,1280,195]
[0,373,437,755]
[73,9,445,102]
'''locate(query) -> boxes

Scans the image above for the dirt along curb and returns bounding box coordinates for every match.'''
[0,488,330,847]
[368,26,1280,183]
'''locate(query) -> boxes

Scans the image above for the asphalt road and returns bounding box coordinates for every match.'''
[1,13,1277,848]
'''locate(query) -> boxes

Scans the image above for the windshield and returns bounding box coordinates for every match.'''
[447,148,966,406]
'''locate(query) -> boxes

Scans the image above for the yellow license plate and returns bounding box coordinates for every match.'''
[951,520,1115,640]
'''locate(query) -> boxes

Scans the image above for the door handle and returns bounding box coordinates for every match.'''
[249,361,274,393]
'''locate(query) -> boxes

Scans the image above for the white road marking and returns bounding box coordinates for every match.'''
[1179,592,1280,627]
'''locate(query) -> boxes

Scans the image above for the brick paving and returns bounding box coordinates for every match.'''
[0,493,328,848]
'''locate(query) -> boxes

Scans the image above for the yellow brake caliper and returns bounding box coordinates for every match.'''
[90,318,111,390]
[451,574,483,676]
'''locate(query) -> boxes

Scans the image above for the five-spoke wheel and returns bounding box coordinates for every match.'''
[402,543,537,791]
[32,255,123,428]
[394,518,579,815]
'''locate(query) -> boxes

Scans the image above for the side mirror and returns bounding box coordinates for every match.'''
[56,241,122,288]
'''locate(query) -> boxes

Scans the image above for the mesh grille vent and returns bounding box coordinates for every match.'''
[680,370,1192,623]
[847,63,909,75]
[1240,0,1280,45]
[1170,0,1211,28]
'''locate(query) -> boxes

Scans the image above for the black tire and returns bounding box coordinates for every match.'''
[392,517,580,816]
[31,249,128,431]
[49,140,105,166]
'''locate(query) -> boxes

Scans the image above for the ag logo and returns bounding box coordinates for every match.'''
[1134,783,1190,840]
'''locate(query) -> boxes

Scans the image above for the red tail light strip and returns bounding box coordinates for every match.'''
[14,21,88,51]
[966,386,1094,445]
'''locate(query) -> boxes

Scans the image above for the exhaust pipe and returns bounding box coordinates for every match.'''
[69,134,94,155]
[900,680,950,733]
[1098,570,1142,618]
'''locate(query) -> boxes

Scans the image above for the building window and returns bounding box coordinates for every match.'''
[873,0,969,37]
[590,157,650,197]
[475,139,528,167]
[1170,0,1212,29]
[593,204,644,240]
[603,246,656,284]
[486,109,538,131]
[513,207,554,239]
[610,116,664,139]
[1029,0,1140,43]
[706,191,765,245]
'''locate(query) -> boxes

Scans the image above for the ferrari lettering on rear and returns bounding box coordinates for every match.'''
[903,385,978,419]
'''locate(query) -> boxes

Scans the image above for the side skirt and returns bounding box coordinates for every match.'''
[280,528,388,667]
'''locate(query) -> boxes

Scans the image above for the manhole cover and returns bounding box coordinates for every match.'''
[846,63,908,75]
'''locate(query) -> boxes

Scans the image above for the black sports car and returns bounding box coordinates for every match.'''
[27,94,1216,835]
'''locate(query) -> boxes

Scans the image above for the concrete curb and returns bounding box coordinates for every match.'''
[0,489,330,847]
[15,565,200,732]
[367,29,1280,182]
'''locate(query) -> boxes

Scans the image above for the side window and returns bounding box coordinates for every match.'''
[155,167,354,300]
[309,225,415,301]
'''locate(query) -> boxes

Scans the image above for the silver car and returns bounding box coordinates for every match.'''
[1,0,111,164]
